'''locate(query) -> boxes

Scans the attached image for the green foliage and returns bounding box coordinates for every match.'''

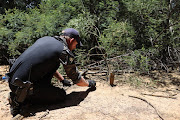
[82,0,123,29]
[99,21,135,57]
[0,0,78,56]
[0,0,179,74]
[134,49,150,73]
[0,0,41,14]
[66,12,99,49]
[74,49,88,66]
[128,76,143,87]
[122,48,150,74]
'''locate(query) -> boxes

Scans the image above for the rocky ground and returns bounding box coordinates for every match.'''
[0,65,180,120]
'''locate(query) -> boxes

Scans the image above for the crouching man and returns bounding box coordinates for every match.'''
[7,28,96,117]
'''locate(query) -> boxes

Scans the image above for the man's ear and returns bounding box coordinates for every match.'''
[69,38,75,43]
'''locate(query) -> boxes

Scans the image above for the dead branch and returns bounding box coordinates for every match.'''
[11,114,24,120]
[84,47,180,76]
[86,71,107,74]
[0,89,8,93]
[141,93,177,99]
[91,74,107,76]
[86,53,130,68]
[88,54,106,56]
[39,110,49,120]
[129,95,164,120]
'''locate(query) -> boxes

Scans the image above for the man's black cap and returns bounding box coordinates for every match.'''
[62,28,83,47]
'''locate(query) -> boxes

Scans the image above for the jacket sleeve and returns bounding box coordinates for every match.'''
[59,48,81,84]
[63,64,81,84]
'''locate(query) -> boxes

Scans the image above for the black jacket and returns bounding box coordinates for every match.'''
[8,36,81,85]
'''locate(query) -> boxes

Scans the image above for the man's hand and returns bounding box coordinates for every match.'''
[61,79,71,86]
[88,80,96,88]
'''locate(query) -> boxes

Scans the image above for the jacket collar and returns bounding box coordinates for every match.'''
[59,36,68,46]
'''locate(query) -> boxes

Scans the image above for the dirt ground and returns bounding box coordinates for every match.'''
[0,66,180,120]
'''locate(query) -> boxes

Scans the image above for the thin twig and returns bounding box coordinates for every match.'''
[129,95,164,120]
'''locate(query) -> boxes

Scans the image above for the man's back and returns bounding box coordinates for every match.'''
[9,36,64,83]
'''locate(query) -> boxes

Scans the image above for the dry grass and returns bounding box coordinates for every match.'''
[0,65,9,78]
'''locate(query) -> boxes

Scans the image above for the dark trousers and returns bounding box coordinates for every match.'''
[9,83,66,105]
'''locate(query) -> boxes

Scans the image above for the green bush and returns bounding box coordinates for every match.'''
[99,21,135,57]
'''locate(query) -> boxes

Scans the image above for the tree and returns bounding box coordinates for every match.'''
[0,0,41,14]
[0,0,79,57]
[99,21,135,57]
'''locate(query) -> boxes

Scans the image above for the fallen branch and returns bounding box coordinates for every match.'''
[11,114,24,120]
[141,93,177,99]
[86,53,130,68]
[91,74,107,76]
[39,109,49,120]
[86,71,107,74]
[0,89,8,93]
[129,95,164,120]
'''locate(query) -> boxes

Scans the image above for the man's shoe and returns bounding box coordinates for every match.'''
[10,105,21,117]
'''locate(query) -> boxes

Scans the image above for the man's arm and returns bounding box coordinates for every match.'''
[54,70,95,87]
[54,70,71,86]
[63,64,96,87]
[53,70,64,81]
[76,76,89,86]
[76,77,96,88]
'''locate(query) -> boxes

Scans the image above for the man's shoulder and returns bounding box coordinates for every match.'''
[36,36,62,44]
[54,36,62,40]
[35,36,57,43]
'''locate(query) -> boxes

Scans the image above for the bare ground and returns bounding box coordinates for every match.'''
[0,66,180,120]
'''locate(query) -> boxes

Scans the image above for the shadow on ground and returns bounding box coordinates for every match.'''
[22,87,96,117]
